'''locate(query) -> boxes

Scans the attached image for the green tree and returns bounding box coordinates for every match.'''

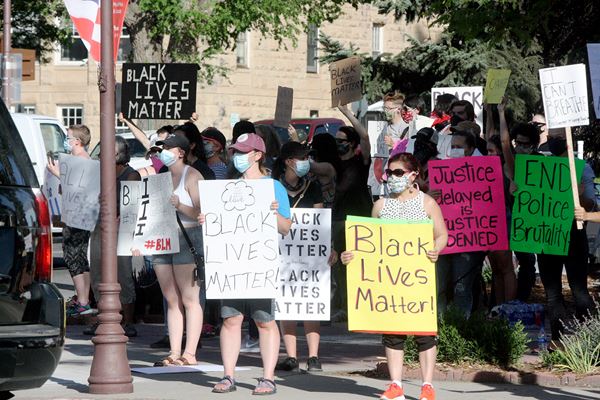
[0,0,70,63]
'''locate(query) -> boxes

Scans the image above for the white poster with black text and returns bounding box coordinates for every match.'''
[275,208,331,321]
[59,154,100,231]
[199,179,279,299]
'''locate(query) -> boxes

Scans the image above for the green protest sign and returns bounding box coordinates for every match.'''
[510,155,584,255]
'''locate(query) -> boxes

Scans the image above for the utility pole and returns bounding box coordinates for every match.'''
[88,0,133,394]
[2,0,10,106]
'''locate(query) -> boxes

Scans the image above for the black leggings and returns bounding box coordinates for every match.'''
[63,226,91,277]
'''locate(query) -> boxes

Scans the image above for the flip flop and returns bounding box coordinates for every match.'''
[252,378,277,395]
[212,376,237,393]
[173,354,198,366]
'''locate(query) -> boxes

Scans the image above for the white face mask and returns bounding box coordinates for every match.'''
[387,173,414,194]
[450,148,465,159]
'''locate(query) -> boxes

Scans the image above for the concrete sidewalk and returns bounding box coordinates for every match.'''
[14,323,600,400]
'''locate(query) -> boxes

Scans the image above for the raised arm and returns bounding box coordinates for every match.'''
[497,99,515,180]
[338,104,370,164]
[484,103,497,140]
[119,112,151,150]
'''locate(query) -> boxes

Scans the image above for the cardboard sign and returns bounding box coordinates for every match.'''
[330,57,362,107]
[121,63,198,120]
[275,208,331,321]
[484,69,511,104]
[510,155,584,256]
[345,216,437,335]
[436,134,453,160]
[43,169,62,218]
[539,64,589,129]
[117,174,180,256]
[200,179,279,299]
[429,156,508,253]
[587,44,600,119]
[431,86,484,127]
[274,86,294,128]
[58,154,100,231]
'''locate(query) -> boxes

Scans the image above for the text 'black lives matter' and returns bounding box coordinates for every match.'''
[121,63,199,120]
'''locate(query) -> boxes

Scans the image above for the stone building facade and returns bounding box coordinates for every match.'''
[19,4,441,145]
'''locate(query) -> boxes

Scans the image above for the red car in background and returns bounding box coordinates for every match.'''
[254,118,345,144]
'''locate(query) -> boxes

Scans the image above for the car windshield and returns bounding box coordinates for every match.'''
[91,137,148,159]
[40,123,67,155]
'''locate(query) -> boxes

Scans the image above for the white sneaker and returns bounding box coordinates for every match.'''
[239,334,260,353]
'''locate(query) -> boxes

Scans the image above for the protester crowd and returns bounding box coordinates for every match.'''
[49,89,599,400]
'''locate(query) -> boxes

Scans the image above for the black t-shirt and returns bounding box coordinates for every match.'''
[333,154,372,220]
[288,180,323,208]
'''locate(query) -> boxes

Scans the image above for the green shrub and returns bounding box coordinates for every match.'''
[541,350,567,369]
[551,310,600,374]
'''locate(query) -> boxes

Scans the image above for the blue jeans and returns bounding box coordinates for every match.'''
[436,252,485,317]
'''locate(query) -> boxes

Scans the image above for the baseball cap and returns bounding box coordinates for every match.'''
[202,127,227,150]
[156,134,191,152]
[230,133,266,153]
[411,127,438,145]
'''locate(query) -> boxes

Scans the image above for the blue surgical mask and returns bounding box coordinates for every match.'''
[449,148,465,159]
[158,149,177,167]
[233,153,252,173]
[294,159,310,177]
[204,141,216,159]
[64,137,73,153]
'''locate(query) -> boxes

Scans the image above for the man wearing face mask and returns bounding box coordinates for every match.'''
[449,130,478,159]
[536,128,596,348]
[201,127,228,179]
[531,114,548,153]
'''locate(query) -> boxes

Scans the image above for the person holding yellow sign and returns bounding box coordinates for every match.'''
[341,152,447,400]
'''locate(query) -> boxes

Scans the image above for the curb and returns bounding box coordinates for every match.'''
[374,362,600,388]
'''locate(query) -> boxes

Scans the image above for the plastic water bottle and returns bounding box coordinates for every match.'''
[537,326,547,353]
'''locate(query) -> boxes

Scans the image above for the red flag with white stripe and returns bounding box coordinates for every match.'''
[63,0,128,62]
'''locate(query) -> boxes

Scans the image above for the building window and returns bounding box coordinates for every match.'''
[307,24,319,73]
[58,106,83,127]
[60,22,88,62]
[235,31,249,67]
[372,24,383,57]
[17,104,36,114]
[59,21,132,63]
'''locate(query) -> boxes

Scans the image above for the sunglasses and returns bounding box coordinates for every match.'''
[385,168,411,177]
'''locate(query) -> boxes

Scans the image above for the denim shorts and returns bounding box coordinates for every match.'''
[152,226,203,266]
[221,299,274,323]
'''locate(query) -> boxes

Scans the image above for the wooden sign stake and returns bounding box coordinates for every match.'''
[566,126,584,230]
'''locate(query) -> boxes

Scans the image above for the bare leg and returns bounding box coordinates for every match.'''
[304,321,320,358]
[220,315,243,379]
[173,264,202,362]
[155,264,184,357]
[385,346,404,382]
[73,272,91,305]
[279,320,297,358]
[419,346,437,383]
[256,320,280,382]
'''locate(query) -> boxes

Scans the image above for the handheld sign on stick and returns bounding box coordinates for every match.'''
[274,86,294,129]
[539,64,590,229]
[329,57,362,108]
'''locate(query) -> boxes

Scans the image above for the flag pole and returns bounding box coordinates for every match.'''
[88,0,133,393]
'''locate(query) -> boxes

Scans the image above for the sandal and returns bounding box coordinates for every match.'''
[173,352,198,366]
[252,378,277,395]
[153,354,179,367]
[212,376,237,393]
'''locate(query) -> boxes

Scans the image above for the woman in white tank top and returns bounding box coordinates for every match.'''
[340,153,448,400]
[150,134,205,368]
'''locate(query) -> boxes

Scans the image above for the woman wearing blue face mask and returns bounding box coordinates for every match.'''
[147,134,206,368]
[199,133,292,395]
[271,141,327,373]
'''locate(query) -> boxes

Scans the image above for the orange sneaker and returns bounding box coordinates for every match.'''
[419,383,435,400]
[380,382,405,400]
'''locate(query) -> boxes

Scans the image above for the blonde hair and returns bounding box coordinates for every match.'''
[69,124,91,147]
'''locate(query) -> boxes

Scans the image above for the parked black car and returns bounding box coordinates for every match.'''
[0,98,64,395]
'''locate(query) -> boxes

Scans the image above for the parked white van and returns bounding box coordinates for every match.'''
[10,113,67,184]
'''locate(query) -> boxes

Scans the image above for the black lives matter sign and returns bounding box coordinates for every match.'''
[121,63,198,120]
